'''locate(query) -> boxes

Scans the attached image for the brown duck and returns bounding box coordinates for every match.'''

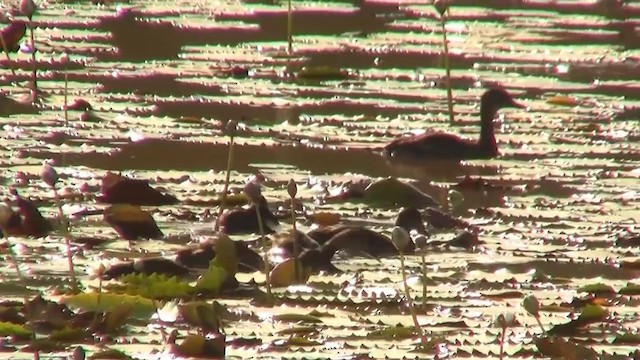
[384,88,524,160]
[218,195,279,235]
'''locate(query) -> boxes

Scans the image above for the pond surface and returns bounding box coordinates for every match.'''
[0,0,639,358]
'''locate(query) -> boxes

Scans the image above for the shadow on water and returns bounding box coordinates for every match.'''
[26,138,497,181]
[96,4,408,62]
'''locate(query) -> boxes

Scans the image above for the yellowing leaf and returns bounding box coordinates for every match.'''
[195,259,228,294]
[307,212,341,226]
[362,177,438,208]
[0,321,32,338]
[546,95,579,107]
[62,293,156,319]
[108,272,193,299]
[269,258,311,288]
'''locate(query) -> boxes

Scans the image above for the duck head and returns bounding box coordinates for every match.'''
[481,88,525,113]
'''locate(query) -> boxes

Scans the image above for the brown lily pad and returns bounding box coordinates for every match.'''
[103,204,164,240]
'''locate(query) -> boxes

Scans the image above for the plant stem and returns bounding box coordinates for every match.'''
[287,0,293,54]
[440,13,454,125]
[26,19,37,103]
[0,225,24,281]
[535,315,546,334]
[214,134,235,232]
[398,251,427,345]
[421,251,427,308]
[62,67,69,167]
[255,205,272,302]
[499,326,506,360]
[0,33,16,77]
[51,185,79,292]
[290,196,300,282]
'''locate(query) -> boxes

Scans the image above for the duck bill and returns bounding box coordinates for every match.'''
[511,100,525,109]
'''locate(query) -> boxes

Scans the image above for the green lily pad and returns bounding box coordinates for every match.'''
[62,293,156,319]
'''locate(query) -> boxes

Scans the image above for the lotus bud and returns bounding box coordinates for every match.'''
[287,179,297,198]
[495,312,516,330]
[41,161,58,188]
[243,181,262,204]
[20,0,37,20]
[522,295,540,317]
[391,226,411,252]
[434,0,449,17]
[72,346,85,360]
[225,119,238,137]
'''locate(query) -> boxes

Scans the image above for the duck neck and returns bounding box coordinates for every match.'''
[478,104,498,155]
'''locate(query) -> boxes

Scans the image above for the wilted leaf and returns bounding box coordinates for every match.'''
[103,204,164,240]
[0,21,27,53]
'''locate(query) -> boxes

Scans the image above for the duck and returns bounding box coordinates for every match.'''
[218,195,279,235]
[276,208,424,259]
[174,238,264,272]
[384,88,524,160]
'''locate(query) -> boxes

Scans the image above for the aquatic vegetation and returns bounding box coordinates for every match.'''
[0,0,637,358]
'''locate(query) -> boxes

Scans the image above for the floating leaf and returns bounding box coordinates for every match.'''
[195,259,228,294]
[577,283,616,296]
[619,283,640,295]
[612,333,640,344]
[95,303,133,333]
[0,321,32,338]
[49,327,88,342]
[297,66,350,80]
[306,212,341,227]
[577,304,608,323]
[62,293,156,319]
[273,313,323,324]
[361,177,438,208]
[103,204,164,240]
[179,301,227,334]
[88,349,133,360]
[109,272,192,299]
[0,21,27,53]
[171,333,226,358]
[211,234,238,277]
[368,325,415,340]
[269,258,312,288]
[546,95,579,107]
[535,337,597,360]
